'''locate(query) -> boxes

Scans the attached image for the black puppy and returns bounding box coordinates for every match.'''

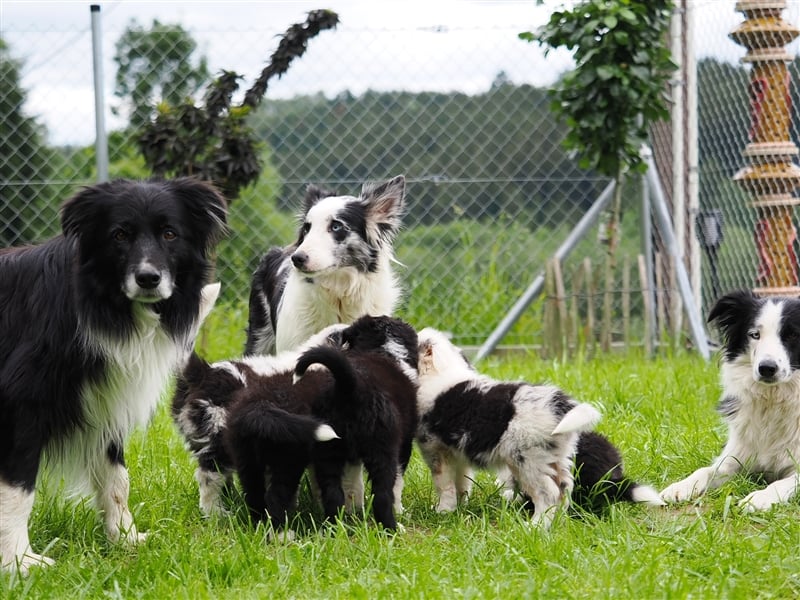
[294,315,419,531]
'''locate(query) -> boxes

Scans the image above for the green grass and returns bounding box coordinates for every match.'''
[4,348,800,599]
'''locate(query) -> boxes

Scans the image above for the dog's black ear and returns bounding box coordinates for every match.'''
[60,181,119,238]
[303,184,336,213]
[168,178,228,252]
[708,289,761,353]
[708,289,759,326]
[361,175,405,242]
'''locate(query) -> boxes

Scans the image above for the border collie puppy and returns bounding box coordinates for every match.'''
[661,289,800,511]
[495,431,664,513]
[0,178,226,573]
[415,327,601,528]
[244,175,405,355]
[174,350,339,533]
[294,315,419,531]
[172,325,346,519]
[570,432,664,512]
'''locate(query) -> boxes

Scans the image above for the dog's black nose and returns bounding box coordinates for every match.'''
[291,251,308,269]
[135,269,162,290]
[758,360,778,380]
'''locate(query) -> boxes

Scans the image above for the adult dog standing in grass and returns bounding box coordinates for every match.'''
[661,289,800,511]
[0,178,226,573]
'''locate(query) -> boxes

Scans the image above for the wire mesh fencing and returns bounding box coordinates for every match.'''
[2,1,799,356]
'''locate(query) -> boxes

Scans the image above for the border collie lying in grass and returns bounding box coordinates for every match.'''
[661,289,800,511]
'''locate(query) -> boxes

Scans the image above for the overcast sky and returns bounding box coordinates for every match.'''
[3,0,798,146]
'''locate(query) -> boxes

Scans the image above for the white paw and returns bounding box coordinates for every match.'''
[435,501,456,513]
[501,489,520,503]
[660,479,702,503]
[739,489,780,513]
[112,528,147,546]
[5,551,55,575]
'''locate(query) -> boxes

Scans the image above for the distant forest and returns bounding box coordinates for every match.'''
[250,57,800,227]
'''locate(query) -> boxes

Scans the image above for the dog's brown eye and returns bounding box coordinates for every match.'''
[163,228,177,241]
[112,229,128,242]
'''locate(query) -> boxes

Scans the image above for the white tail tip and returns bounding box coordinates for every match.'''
[631,484,666,506]
[292,372,303,385]
[315,424,339,441]
[551,403,602,435]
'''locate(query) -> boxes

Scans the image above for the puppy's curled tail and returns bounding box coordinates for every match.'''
[230,404,338,446]
[551,403,602,435]
[573,432,665,510]
[294,345,357,396]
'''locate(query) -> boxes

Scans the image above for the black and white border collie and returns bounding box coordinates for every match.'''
[0,178,227,573]
[294,315,419,531]
[415,327,602,528]
[171,325,345,522]
[244,175,405,356]
[173,316,417,533]
[661,289,800,511]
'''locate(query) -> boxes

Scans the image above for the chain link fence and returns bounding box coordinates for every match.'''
[2,1,799,356]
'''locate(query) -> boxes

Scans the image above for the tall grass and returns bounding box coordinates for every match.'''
[4,329,800,599]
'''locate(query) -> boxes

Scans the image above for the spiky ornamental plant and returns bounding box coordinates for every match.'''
[521,0,675,349]
[138,9,339,201]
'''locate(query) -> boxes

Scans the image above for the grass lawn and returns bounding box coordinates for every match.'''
[3,350,800,599]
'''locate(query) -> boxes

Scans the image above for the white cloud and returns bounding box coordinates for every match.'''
[3,0,798,146]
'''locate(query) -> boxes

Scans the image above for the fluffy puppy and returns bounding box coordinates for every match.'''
[661,289,800,511]
[0,178,226,573]
[172,325,346,520]
[294,315,419,531]
[415,327,601,528]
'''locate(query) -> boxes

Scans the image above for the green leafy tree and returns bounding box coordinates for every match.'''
[137,10,339,202]
[523,0,676,349]
[0,38,57,246]
[113,19,210,131]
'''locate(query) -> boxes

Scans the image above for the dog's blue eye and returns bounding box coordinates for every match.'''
[330,220,344,233]
[748,330,760,340]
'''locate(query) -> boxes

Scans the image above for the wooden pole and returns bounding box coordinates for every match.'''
[731,0,800,296]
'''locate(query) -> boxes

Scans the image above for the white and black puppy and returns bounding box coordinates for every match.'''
[294,315,419,531]
[661,289,800,511]
[174,350,339,534]
[0,178,226,573]
[415,327,602,528]
[172,325,346,520]
[244,175,405,356]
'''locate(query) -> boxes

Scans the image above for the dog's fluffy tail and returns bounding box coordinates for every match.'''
[294,345,358,396]
[551,402,601,435]
[231,404,338,446]
[572,432,665,511]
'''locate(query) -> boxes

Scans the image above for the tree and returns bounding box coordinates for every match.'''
[0,38,57,246]
[113,19,210,131]
[524,0,676,349]
[137,10,339,201]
